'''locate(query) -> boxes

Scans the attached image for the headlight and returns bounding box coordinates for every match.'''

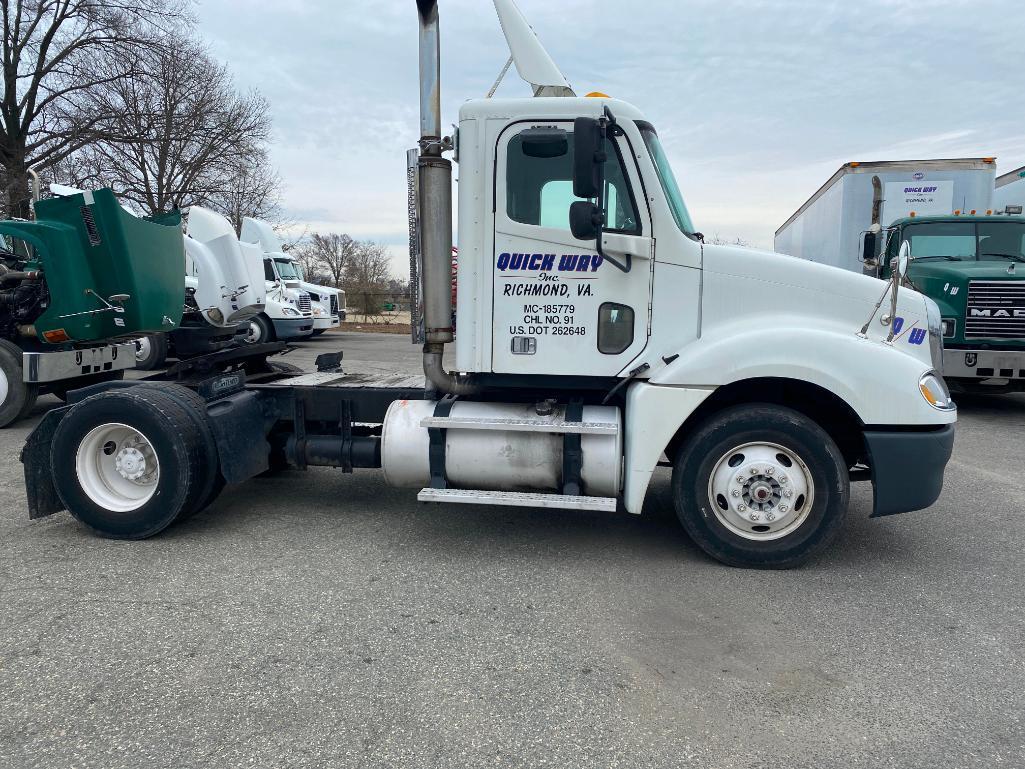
[923,296,944,373]
[281,307,299,317]
[919,371,955,410]
[941,318,956,338]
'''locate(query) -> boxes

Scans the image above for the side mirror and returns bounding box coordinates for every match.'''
[573,117,604,199]
[862,231,877,264]
[520,127,568,158]
[897,240,911,276]
[569,201,601,240]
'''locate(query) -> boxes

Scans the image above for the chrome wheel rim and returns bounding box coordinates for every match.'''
[134,337,152,363]
[707,441,814,541]
[75,423,160,512]
[247,320,263,343]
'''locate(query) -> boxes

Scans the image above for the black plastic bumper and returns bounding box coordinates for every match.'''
[864,424,955,517]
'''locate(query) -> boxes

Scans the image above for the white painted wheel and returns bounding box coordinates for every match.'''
[74,422,161,512]
[707,441,814,541]
[0,364,8,407]
[247,320,263,343]
[134,336,152,363]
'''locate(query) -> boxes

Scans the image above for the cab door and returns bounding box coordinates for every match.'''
[491,121,653,376]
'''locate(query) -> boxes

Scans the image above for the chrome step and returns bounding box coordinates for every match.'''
[419,415,618,435]
[417,488,617,512]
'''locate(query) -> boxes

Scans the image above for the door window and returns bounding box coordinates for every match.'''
[263,259,276,281]
[597,302,635,354]
[506,131,639,234]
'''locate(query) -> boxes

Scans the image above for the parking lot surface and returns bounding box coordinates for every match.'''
[1,332,1022,768]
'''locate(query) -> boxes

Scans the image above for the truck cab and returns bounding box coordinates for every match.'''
[871,215,1025,392]
[20,0,959,570]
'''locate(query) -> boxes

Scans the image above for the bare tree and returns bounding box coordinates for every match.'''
[67,29,272,217]
[204,147,283,234]
[0,0,187,218]
[707,233,750,247]
[299,232,357,288]
[343,240,391,318]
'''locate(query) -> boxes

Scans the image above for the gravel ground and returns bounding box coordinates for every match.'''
[0,331,1022,769]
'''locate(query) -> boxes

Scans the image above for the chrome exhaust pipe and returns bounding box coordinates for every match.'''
[416,0,478,394]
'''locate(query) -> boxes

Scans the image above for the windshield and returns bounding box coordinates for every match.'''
[274,258,301,280]
[637,122,695,235]
[897,221,1025,262]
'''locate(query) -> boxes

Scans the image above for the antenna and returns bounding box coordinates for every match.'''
[492,0,574,97]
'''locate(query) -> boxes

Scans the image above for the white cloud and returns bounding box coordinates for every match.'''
[197,0,1025,262]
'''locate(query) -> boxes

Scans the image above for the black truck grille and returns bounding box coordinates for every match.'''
[965,281,1025,339]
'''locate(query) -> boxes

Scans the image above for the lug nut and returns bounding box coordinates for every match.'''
[766,512,776,521]
[765,467,774,475]
[737,504,747,512]
[749,513,759,521]
[779,504,789,513]
[731,489,740,498]
[737,475,746,483]
[779,474,787,483]
[783,489,793,498]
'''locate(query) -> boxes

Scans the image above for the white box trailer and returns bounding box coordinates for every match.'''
[994,165,1025,213]
[775,159,996,272]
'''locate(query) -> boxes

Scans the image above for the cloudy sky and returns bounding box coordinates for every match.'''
[197,0,1025,275]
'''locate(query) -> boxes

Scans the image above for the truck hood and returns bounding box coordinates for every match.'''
[701,243,936,368]
[907,258,1025,347]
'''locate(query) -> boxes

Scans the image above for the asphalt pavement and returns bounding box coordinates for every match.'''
[1,331,1022,768]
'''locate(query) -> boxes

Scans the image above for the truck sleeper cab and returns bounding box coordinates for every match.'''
[19,0,955,569]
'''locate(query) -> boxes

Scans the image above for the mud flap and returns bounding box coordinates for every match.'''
[20,406,71,519]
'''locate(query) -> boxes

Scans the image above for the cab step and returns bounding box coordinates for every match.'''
[417,488,617,512]
[419,415,618,435]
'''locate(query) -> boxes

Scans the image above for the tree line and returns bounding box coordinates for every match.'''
[292,233,407,315]
[0,0,282,230]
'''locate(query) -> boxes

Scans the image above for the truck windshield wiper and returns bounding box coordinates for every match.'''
[982,253,1025,263]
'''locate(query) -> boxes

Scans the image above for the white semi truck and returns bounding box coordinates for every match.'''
[994,165,1025,214]
[134,206,268,370]
[20,0,956,569]
[240,218,344,336]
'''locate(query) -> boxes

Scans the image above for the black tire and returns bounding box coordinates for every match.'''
[134,383,224,516]
[671,404,849,569]
[49,369,126,402]
[51,387,213,539]
[0,339,35,428]
[134,333,168,371]
[248,315,275,344]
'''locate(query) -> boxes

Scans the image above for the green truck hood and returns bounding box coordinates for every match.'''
[908,259,1025,347]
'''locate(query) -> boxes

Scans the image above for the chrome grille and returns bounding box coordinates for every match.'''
[965,280,1025,339]
[297,292,312,315]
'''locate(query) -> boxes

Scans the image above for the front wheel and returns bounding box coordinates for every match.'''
[0,339,36,427]
[134,333,168,371]
[247,315,275,344]
[672,404,849,569]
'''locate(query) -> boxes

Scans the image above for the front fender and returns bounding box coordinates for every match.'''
[649,323,952,427]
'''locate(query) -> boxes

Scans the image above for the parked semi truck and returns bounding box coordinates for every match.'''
[994,165,1025,214]
[135,205,267,370]
[776,159,1025,393]
[0,184,184,427]
[240,218,343,336]
[20,0,956,569]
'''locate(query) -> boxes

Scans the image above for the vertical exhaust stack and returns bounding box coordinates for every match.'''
[416,0,478,394]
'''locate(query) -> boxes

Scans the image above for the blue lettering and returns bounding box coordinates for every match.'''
[497,252,510,270]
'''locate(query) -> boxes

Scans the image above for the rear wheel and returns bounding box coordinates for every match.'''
[672,404,849,569]
[134,333,168,371]
[0,339,36,428]
[51,387,213,538]
[247,315,275,344]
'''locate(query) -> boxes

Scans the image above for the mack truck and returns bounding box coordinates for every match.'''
[0,183,184,427]
[19,0,956,569]
[776,159,1025,393]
